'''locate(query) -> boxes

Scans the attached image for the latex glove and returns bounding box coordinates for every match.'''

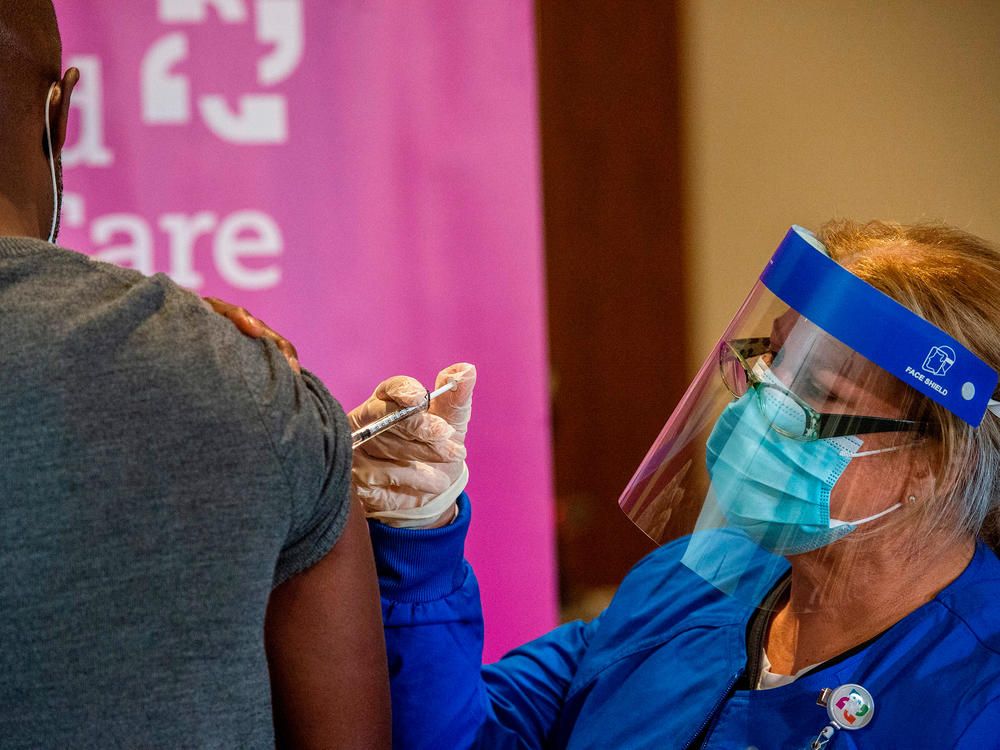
[350,363,476,528]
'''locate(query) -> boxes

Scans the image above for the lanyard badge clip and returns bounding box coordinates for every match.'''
[810,683,875,748]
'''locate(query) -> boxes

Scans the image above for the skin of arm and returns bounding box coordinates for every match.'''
[265,498,391,749]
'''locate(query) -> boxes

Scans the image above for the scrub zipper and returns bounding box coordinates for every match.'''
[682,671,740,750]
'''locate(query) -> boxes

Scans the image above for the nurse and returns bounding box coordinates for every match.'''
[353,220,1000,748]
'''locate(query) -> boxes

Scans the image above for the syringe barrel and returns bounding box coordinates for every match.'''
[351,403,424,448]
[351,378,457,450]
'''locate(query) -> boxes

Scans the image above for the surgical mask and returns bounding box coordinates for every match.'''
[44,82,59,243]
[706,392,901,556]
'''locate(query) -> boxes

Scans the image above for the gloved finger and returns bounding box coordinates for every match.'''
[375,375,428,408]
[351,458,453,507]
[357,427,467,464]
[380,410,456,443]
[429,363,476,437]
[348,375,427,430]
[347,387,416,428]
[347,392,395,431]
[352,456,453,495]
[355,482,452,513]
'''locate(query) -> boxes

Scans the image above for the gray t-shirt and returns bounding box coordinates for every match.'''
[0,238,352,747]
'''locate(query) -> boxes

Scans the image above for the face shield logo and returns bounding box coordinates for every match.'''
[922,345,956,376]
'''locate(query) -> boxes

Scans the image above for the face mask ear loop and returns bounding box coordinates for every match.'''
[45,83,58,244]
[841,439,924,459]
[832,501,903,529]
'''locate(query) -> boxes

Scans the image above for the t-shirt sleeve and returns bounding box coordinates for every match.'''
[229,331,353,588]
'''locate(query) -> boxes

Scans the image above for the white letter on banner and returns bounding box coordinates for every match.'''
[91,215,155,276]
[62,56,114,167]
[142,33,191,124]
[214,210,283,290]
[198,94,287,143]
[255,0,304,86]
[158,0,248,23]
[61,193,86,229]
[159,212,218,288]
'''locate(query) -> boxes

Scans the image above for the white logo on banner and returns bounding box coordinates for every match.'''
[62,55,115,167]
[62,2,302,290]
[142,0,304,143]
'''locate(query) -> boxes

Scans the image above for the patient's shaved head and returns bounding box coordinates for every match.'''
[0,0,67,240]
[0,0,60,65]
[0,0,61,122]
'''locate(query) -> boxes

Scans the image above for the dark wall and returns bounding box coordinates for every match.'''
[535,1,689,609]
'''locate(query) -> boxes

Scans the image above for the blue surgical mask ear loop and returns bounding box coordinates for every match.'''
[828,439,905,529]
[44,82,58,244]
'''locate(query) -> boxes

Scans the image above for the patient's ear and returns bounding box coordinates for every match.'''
[49,67,80,156]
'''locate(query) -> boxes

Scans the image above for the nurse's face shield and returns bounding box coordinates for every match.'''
[619,226,999,612]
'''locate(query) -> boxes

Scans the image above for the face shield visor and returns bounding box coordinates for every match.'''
[619,226,999,612]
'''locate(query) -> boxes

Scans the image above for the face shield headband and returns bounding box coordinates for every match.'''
[765,226,997,426]
[618,226,1000,611]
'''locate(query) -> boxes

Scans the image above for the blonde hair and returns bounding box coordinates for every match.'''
[817,219,1000,550]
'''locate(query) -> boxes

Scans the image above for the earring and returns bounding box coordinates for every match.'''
[907,495,917,503]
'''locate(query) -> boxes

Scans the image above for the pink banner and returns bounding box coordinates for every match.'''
[57,1,555,662]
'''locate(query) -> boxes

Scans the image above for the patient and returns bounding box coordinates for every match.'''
[0,2,389,746]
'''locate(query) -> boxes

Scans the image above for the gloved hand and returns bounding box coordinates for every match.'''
[349,363,476,528]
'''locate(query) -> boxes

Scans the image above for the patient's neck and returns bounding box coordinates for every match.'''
[0,193,40,239]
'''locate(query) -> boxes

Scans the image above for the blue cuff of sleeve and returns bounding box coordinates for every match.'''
[368,493,471,603]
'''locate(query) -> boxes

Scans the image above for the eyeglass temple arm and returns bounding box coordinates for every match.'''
[989,386,1000,418]
[729,337,771,359]
[815,413,927,440]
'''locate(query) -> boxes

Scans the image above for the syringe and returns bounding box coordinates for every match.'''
[351,378,457,450]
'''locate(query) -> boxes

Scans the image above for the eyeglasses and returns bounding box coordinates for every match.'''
[719,338,929,441]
